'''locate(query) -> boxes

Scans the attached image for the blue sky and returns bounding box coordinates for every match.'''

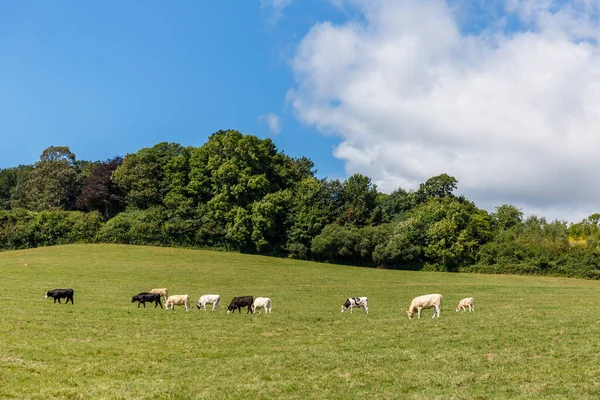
[0,1,345,177]
[3,0,600,222]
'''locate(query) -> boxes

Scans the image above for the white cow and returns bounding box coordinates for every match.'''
[406,294,442,319]
[165,294,190,311]
[251,297,272,314]
[341,297,368,314]
[197,294,221,311]
[456,297,475,312]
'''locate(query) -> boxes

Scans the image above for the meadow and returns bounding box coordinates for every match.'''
[0,244,599,399]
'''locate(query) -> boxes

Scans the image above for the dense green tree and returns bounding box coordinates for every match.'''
[376,187,416,223]
[285,178,336,258]
[0,167,21,210]
[251,189,293,253]
[416,173,457,203]
[112,142,188,210]
[491,204,523,232]
[15,146,82,211]
[339,173,378,227]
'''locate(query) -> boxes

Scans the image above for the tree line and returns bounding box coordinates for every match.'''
[1,130,599,279]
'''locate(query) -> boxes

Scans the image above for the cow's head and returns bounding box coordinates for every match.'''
[131,296,137,303]
[406,311,414,319]
[455,307,460,312]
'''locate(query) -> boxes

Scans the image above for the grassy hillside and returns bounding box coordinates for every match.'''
[0,244,599,399]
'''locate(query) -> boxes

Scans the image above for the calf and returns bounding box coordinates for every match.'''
[165,294,190,311]
[197,294,221,311]
[227,296,253,314]
[149,288,168,302]
[251,297,272,314]
[341,297,368,314]
[456,297,475,312]
[45,288,74,305]
[132,292,163,308]
[406,294,443,319]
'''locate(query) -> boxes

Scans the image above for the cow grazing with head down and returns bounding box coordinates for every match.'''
[197,294,221,311]
[45,289,74,304]
[165,294,190,311]
[131,292,163,308]
[341,297,368,314]
[227,296,253,314]
[456,297,475,312]
[251,297,272,314]
[406,294,443,319]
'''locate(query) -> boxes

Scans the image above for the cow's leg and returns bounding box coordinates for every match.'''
[417,307,422,319]
[137,302,141,308]
[57,298,62,304]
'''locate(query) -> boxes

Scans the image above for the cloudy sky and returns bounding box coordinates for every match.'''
[2,1,600,223]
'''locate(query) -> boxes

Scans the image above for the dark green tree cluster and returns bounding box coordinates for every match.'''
[1,130,599,279]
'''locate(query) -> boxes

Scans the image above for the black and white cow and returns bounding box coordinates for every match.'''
[341,297,368,314]
[131,292,163,308]
[45,288,74,304]
[227,296,254,314]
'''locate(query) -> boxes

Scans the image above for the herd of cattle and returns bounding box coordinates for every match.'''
[45,288,475,318]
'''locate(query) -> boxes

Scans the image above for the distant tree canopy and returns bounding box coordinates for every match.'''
[1,130,599,279]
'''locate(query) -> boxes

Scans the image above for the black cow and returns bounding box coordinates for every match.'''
[131,292,163,308]
[227,296,254,314]
[45,288,74,304]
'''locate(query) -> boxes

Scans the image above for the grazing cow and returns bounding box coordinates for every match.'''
[45,288,74,304]
[251,297,272,314]
[227,296,253,314]
[149,288,168,302]
[406,294,443,319]
[341,297,369,314]
[131,292,163,308]
[456,297,475,312]
[196,294,221,311]
[165,294,190,311]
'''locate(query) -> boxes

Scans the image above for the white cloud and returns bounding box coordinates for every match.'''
[288,0,600,222]
[260,0,293,27]
[258,113,282,135]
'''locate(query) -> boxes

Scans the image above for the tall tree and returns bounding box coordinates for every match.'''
[112,142,188,209]
[17,146,82,211]
[339,173,378,227]
[416,174,458,203]
[76,157,125,220]
[491,204,523,232]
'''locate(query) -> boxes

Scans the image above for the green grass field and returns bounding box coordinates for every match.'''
[1,244,599,399]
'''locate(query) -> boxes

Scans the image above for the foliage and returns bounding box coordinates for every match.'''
[2,134,600,280]
[76,157,125,220]
[14,146,82,211]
